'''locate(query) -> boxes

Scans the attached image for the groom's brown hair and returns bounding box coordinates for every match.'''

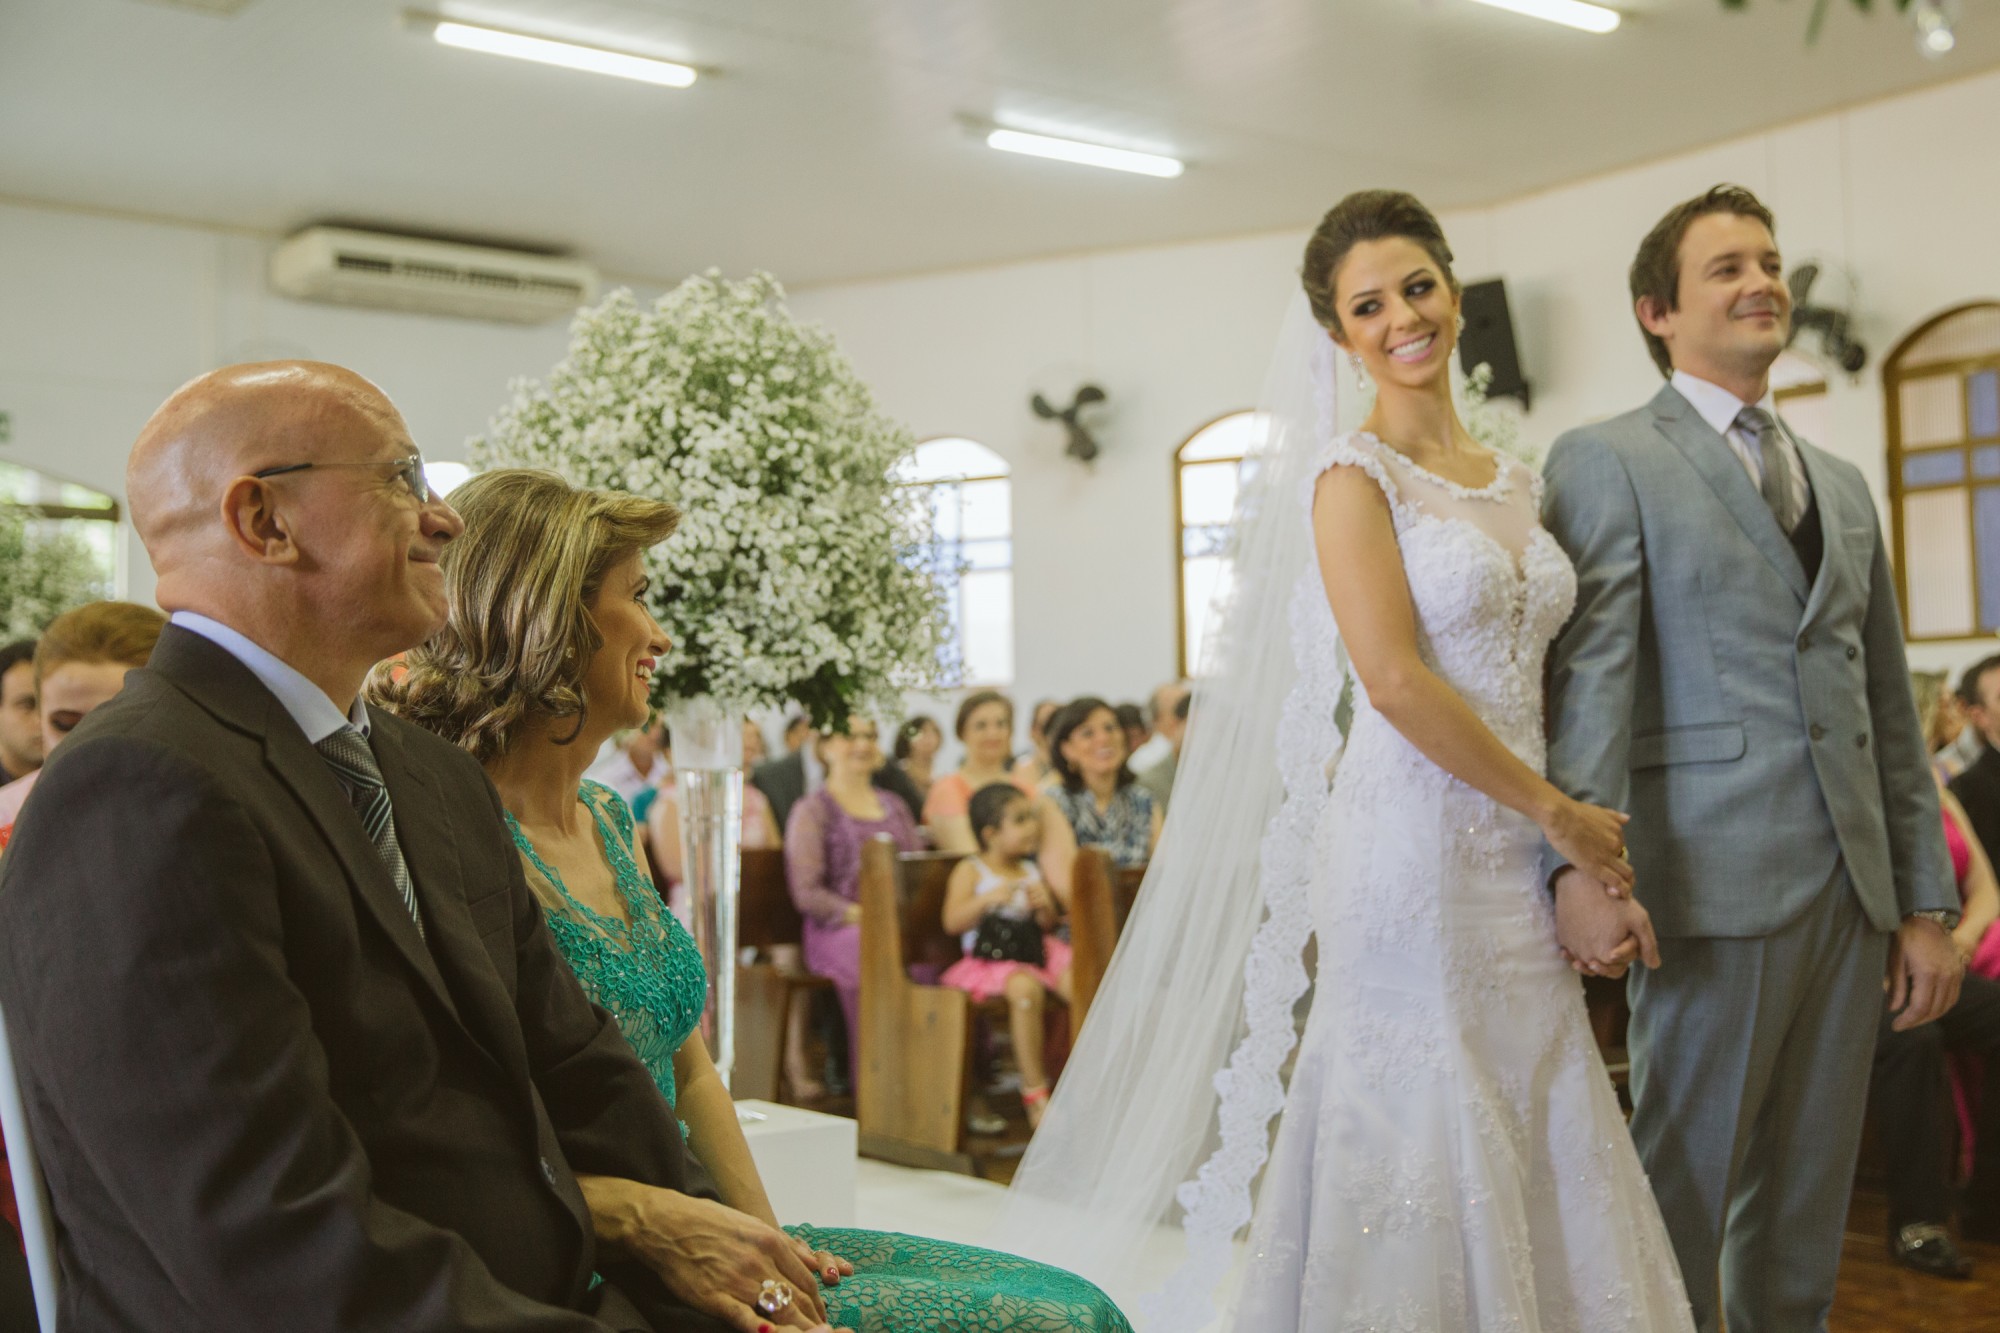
[1630,184,1777,377]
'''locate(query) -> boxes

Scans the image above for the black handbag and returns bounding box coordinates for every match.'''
[970,911,1046,966]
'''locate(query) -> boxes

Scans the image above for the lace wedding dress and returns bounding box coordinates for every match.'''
[1231,431,1694,1332]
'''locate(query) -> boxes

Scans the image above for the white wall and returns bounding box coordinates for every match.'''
[5,65,2000,739]
[0,200,594,605]
[792,67,2000,719]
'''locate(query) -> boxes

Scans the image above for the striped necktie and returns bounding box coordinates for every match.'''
[316,724,424,938]
[1736,405,1798,534]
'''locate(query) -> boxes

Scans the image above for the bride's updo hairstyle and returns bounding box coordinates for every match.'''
[1301,189,1461,336]
[371,468,679,761]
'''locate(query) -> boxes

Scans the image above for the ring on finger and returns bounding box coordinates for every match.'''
[755,1279,794,1317]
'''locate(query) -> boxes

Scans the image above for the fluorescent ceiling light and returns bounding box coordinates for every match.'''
[427,18,697,87]
[1467,0,1621,33]
[985,129,1184,178]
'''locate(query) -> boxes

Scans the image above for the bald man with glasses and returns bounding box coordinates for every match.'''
[0,363,835,1333]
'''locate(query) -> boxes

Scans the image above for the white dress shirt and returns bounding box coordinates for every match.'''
[1671,369,1810,522]
[169,611,370,743]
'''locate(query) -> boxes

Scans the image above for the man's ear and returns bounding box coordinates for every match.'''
[218,476,302,566]
[1635,294,1673,340]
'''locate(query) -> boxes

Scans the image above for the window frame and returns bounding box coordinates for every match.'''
[897,436,1014,687]
[1173,410,1260,679]
[1883,302,2000,642]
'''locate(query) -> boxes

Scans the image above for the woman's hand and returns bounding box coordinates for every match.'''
[609,1186,845,1332]
[840,903,863,927]
[1541,798,1634,897]
[1023,878,1057,916]
[791,1237,854,1288]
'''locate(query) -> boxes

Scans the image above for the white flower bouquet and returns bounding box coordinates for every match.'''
[474,272,952,728]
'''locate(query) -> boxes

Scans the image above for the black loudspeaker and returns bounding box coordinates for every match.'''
[1457,279,1530,410]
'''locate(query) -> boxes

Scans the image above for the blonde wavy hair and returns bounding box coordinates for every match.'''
[371,469,679,761]
[1912,668,1952,752]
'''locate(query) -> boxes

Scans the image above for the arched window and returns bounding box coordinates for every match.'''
[1175,411,1267,677]
[0,461,119,636]
[1885,303,2000,640]
[896,437,1013,685]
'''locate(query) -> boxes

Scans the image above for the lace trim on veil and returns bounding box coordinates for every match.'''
[1136,430,1360,1332]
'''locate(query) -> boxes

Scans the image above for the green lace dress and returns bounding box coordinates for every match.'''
[505,781,1133,1333]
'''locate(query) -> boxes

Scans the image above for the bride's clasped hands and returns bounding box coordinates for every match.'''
[1544,793,1660,979]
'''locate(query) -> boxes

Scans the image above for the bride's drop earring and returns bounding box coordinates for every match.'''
[1455,313,1467,336]
[1348,352,1370,386]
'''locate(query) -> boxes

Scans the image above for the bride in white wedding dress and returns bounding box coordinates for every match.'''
[1000,192,1696,1332]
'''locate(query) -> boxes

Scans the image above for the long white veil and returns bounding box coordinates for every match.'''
[995,293,1353,1329]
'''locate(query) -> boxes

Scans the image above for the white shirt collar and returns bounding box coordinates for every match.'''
[1671,369,1780,440]
[169,611,369,744]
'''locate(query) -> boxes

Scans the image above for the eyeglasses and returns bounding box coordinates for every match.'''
[250,454,431,503]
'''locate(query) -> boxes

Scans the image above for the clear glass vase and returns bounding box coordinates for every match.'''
[664,696,744,1089]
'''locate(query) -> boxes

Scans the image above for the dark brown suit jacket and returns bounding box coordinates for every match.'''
[0,626,728,1331]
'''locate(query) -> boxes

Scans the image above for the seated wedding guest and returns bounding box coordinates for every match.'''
[1137,688,1191,813]
[939,784,1071,1128]
[924,690,1037,854]
[0,602,167,846]
[0,639,40,785]
[742,718,770,770]
[1010,697,1062,792]
[1929,666,1983,780]
[756,718,925,838]
[588,721,668,809]
[1114,702,1149,764]
[1036,697,1161,901]
[379,467,1131,1333]
[1871,735,2000,1277]
[1951,654,2000,863]
[0,361,819,1332]
[1125,679,1187,773]
[889,713,942,808]
[785,719,923,1080]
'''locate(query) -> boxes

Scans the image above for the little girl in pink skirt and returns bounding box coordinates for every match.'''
[940,783,1072,1125]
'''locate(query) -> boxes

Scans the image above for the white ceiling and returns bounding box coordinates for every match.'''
[3,0,1996,287]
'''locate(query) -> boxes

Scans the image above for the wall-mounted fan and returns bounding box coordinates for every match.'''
[1787,262,1867,375]
[1031,384,1107,464]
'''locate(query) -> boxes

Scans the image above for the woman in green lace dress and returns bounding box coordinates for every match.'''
[376,468,1132,1333]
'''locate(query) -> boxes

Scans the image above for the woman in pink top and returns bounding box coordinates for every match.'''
[1869,683,2000,1278]
[786,718,923,1083]
[924,690,1035,854]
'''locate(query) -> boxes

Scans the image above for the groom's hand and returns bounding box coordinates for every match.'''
[1887,915,1965,1032]
[1553,867,1660,978]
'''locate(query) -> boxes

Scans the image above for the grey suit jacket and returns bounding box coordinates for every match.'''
[0,626,727,1332]
[1541,383,1953,938]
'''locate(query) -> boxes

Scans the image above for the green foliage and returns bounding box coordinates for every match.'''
[0,507,113,640]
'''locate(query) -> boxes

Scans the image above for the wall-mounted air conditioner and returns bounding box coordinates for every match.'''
[268,226,599,324]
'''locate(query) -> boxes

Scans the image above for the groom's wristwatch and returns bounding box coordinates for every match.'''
[1909,909,1962,930]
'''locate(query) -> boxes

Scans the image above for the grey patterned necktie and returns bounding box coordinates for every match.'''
[316,724,425,938]
[1736,405,1797,534]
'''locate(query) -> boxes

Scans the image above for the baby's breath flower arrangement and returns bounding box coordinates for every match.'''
[474,273,952,730]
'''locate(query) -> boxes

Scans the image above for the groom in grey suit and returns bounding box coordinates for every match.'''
[1541,185,1962,1332]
